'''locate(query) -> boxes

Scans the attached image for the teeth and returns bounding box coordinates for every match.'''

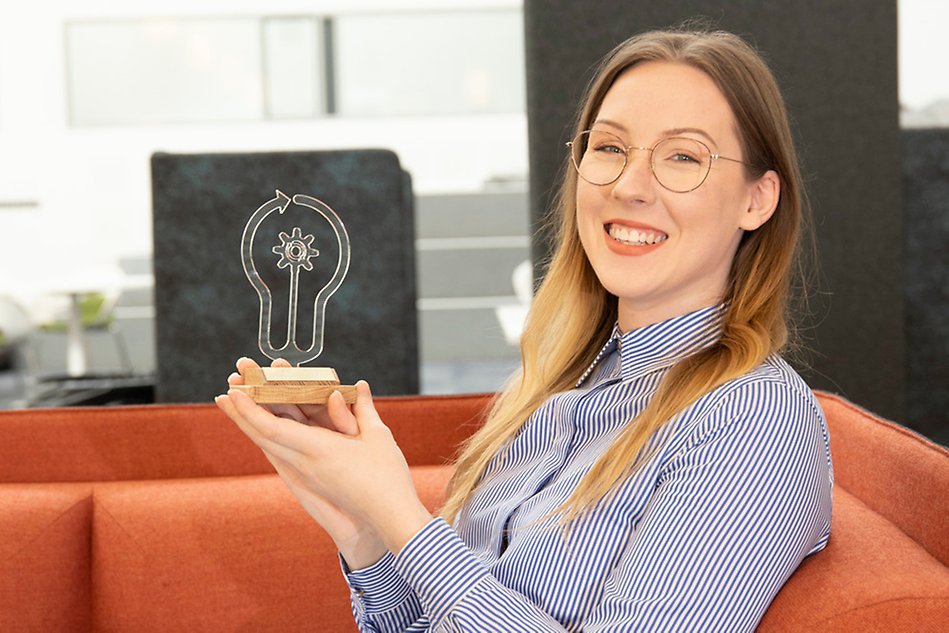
[608,224,668,246]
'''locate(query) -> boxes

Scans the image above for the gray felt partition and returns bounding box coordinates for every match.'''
[151,149,418,403]
[901,129,948,445]
[524,0,906,423]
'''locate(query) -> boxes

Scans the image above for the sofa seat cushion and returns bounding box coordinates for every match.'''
[758,487,949,632]
[0,483,92,632]
[92,466,453,632]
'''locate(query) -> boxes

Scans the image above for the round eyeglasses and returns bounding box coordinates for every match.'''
[567,129,750,193]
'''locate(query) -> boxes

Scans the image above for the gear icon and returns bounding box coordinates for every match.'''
[272,227,320,271]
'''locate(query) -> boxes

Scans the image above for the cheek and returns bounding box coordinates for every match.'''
[575,183,604,227]
[575,191,600,251]
[677,187,743,234]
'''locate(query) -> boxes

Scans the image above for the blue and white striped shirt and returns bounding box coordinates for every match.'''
[345,305,833,632]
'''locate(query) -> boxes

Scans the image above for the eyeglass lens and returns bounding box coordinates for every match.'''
[570,130,711,192]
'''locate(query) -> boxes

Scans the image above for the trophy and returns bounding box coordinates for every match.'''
[231,190,356,404]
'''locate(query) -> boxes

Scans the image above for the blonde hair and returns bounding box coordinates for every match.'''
[442,27,808,524]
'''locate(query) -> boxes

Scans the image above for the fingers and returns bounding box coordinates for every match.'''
[234,356,260,380]
[228,364,304,421]
[226,357,360,433]
[214,392,303,465]
[269,404,309,423]
[232,357,312,421]
[227,388,340,453]
[351,381,384,433]
[353,380,375,414]
[296,403,334,425]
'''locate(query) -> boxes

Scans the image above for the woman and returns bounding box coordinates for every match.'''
[216,27,833,632]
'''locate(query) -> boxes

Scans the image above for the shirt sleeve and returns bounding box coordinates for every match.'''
[390,379,831,632]
[343,551,425,633]
[585,379,833,632]
[394,518,570,631]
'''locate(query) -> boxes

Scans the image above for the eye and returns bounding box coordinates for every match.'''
[657,138,708,166]
[669,151,700,164]
[592,142,626,156]
[596,145,626,154]
[585,131,627,157]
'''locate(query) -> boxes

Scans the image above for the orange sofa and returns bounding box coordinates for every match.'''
[0,391,946,632]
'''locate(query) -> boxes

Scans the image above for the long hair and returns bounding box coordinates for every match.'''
[441,27,808,524]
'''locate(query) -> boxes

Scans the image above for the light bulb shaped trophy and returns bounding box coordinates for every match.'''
[232,190,356,404]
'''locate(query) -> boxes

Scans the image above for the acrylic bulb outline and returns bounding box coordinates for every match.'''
[240,190,351,366]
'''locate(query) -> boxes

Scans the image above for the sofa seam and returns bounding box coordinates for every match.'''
[89,485,98,632]
[2,490,93,564]
[811,595,949,626]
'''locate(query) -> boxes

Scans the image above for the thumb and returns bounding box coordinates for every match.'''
[352,380,382,429]
[326,390,358,435]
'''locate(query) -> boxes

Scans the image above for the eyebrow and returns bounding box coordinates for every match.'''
[592,119,720,148]
[664,127,719,147]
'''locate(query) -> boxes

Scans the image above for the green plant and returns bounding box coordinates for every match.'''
[39,292,112,332]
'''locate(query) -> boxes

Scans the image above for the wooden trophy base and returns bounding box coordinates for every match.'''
[232,366,357,404]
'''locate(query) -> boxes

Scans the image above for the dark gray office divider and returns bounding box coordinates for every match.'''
[524,0,905,423]
[901,129,948,445]
[151,150,418,403]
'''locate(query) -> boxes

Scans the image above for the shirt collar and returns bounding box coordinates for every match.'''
[575,304,726,387]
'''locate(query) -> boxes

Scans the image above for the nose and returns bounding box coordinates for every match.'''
[610,147,656,203]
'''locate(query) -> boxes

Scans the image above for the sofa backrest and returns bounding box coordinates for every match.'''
[0,393,492,483]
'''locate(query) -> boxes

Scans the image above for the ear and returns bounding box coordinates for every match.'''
[739,170,780,231]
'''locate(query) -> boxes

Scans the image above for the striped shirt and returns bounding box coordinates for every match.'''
[345,304,834,632]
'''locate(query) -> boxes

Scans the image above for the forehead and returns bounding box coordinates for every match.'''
[595,61,738,146]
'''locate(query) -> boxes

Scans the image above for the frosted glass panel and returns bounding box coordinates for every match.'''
[263,17,324,118]
[67,19,263,125]
[335,12,525,116]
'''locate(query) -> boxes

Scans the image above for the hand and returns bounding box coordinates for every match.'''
[217,365,432,557]
[217,358,387,569]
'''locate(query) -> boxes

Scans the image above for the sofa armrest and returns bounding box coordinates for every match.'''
[816,391,949,566]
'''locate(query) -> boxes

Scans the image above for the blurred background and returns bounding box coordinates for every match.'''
[0,1,945,442]
[0,0,531,405]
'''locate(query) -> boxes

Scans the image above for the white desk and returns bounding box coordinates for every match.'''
[2,267,128,377]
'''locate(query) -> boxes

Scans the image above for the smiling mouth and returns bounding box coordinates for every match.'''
[606,223,668,246]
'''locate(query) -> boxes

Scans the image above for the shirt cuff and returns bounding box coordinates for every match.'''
[394,517,490,628]
[342,551,415,614]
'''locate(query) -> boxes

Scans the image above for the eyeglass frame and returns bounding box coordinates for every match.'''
[566,129,753,193]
